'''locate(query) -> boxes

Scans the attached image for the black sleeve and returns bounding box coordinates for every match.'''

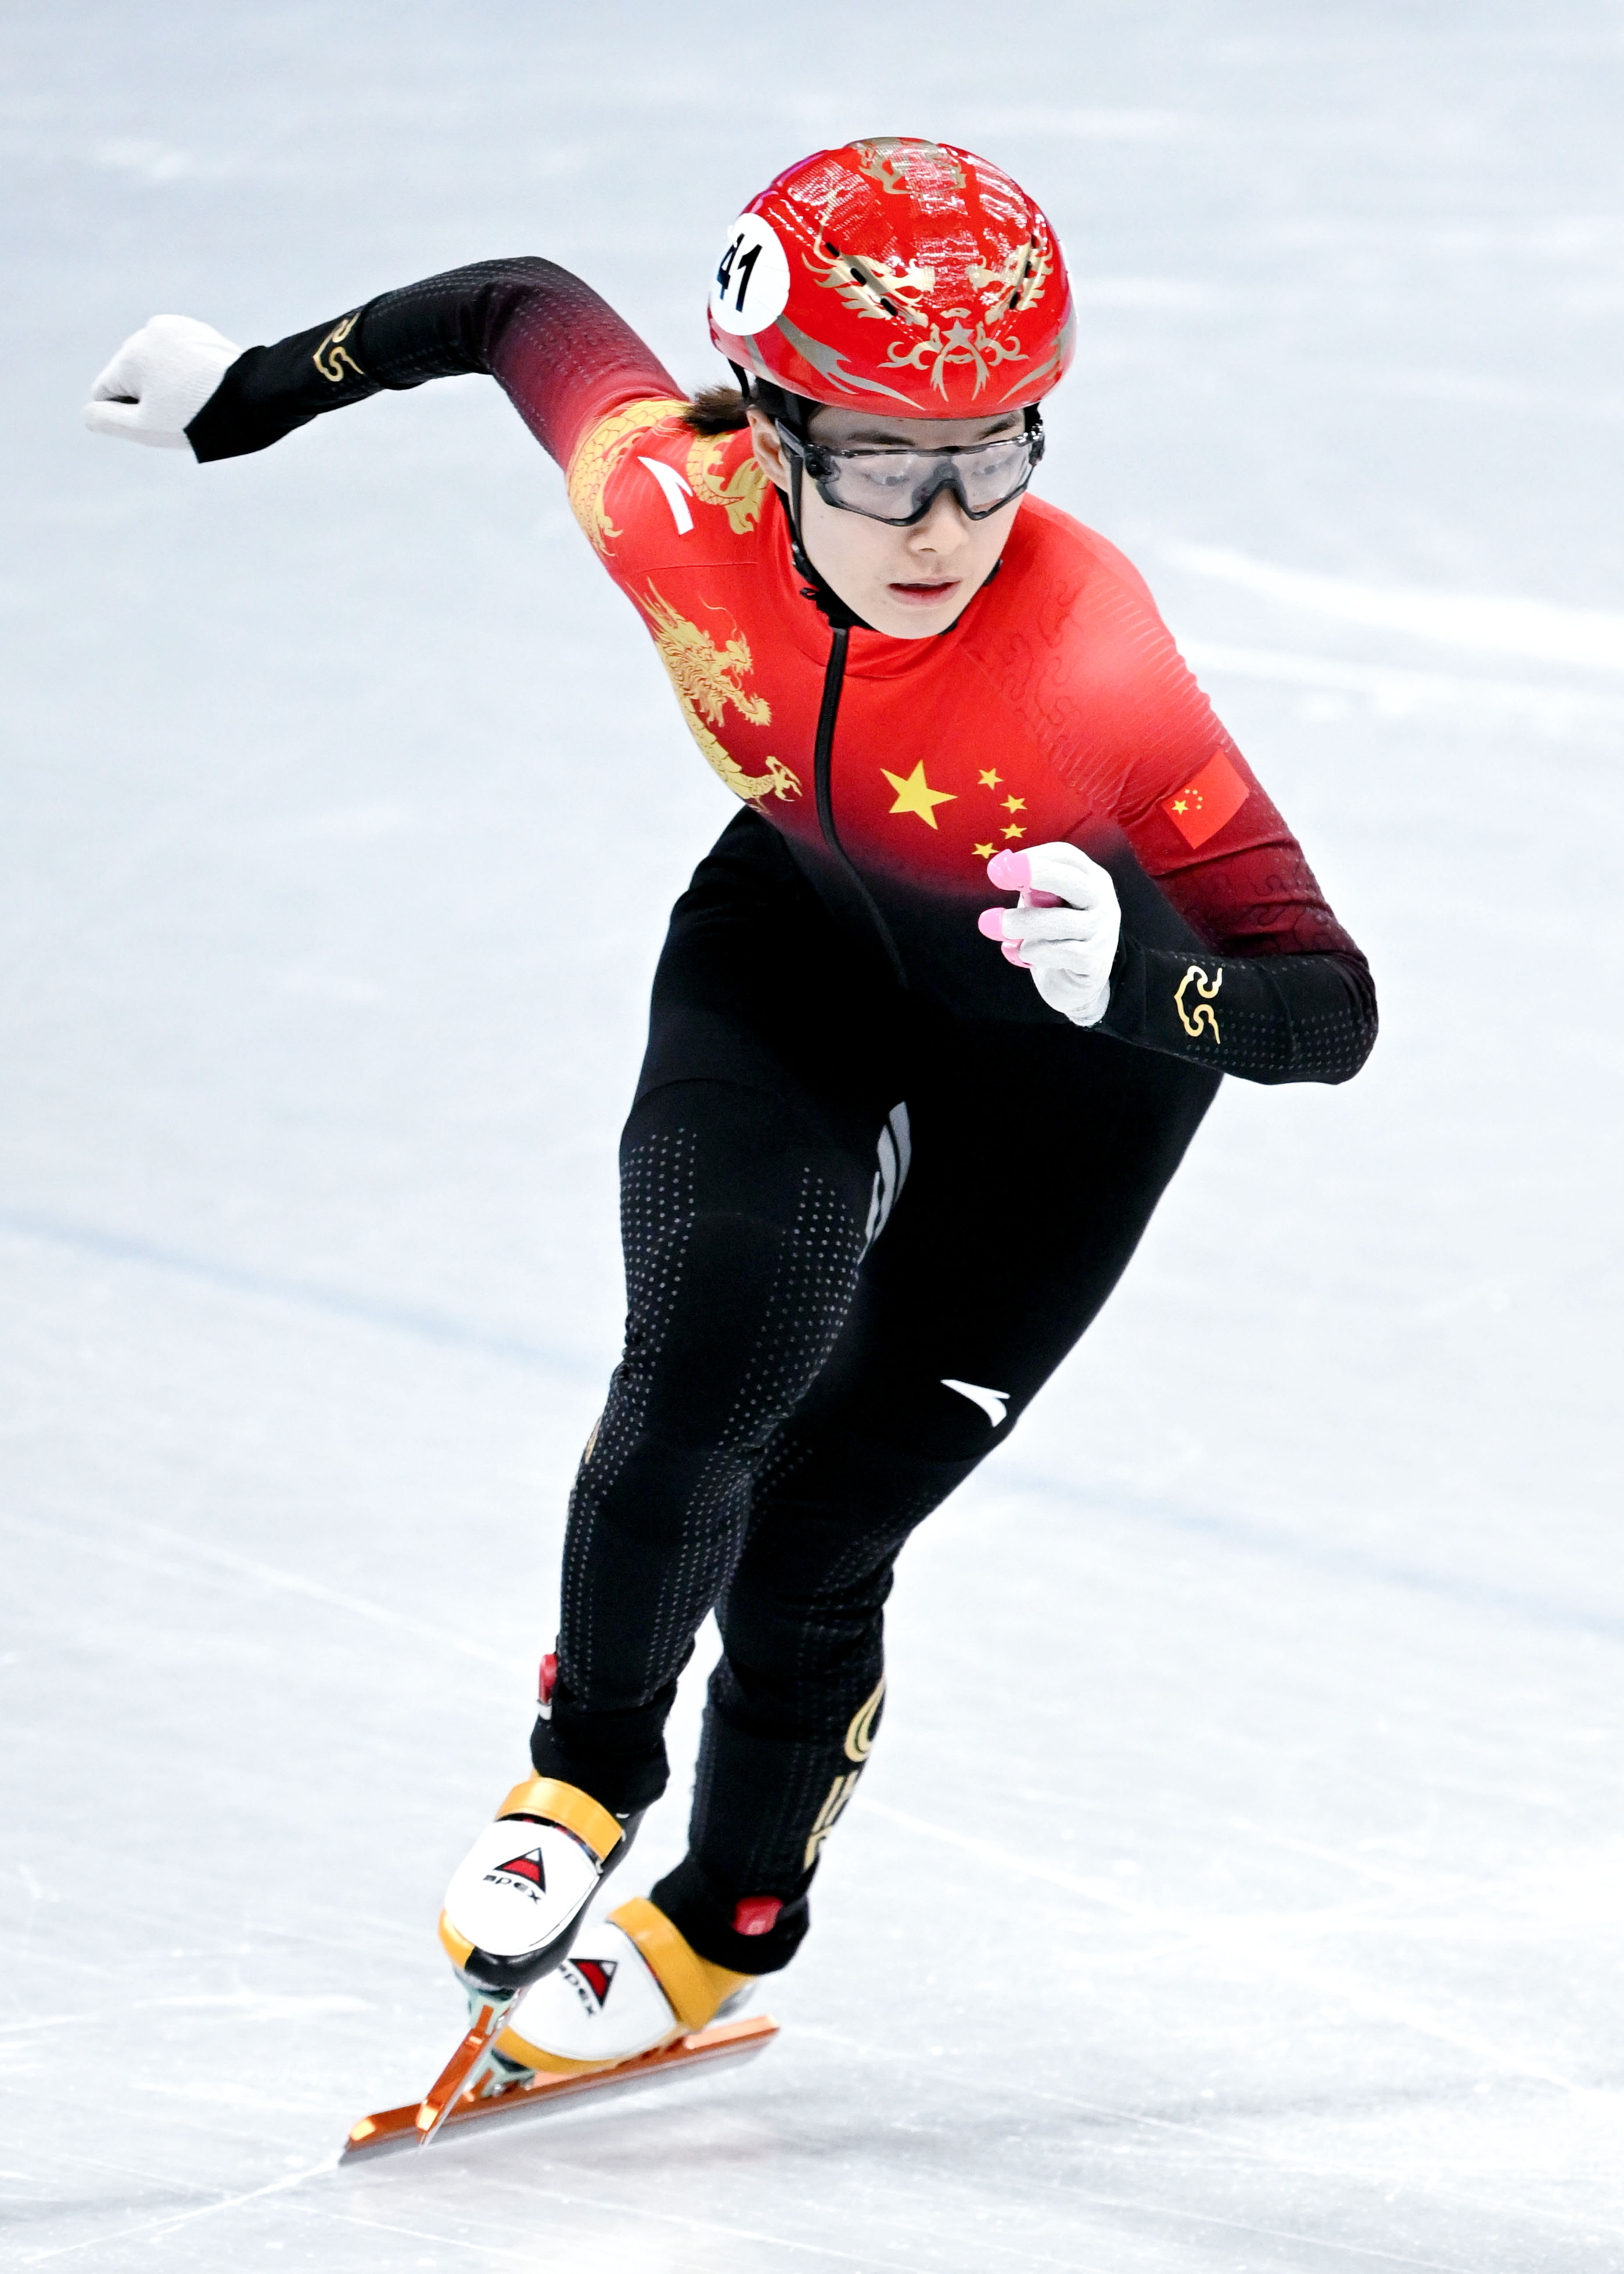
[1095,937,1378,1084]
[184,257,680,466]
[185,305,384,461]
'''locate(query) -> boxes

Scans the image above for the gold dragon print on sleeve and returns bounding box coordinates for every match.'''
[682,434,770,534]
[637,585,801,809]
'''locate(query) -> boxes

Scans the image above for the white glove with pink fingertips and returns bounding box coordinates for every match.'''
[978,843,1122,1028]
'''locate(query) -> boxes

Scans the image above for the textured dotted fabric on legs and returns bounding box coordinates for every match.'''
[533,809,1220,1963]
[537,1080,875,1813]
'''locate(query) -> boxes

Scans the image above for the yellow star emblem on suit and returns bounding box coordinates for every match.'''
[881,761,957,830]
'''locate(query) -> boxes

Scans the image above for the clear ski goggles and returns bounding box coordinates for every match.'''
[776,409,1044,526]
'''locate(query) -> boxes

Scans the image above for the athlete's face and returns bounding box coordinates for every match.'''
[749,405,1028,640]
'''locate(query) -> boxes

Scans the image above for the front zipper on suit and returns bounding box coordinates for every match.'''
[813,624,910,991]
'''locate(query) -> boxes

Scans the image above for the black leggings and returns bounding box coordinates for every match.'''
[532,814,1218,1973]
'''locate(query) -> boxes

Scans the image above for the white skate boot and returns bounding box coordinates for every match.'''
[490,1897,754,2080]
[439,1774,635,1997]
[343,1890,777,2155]
[409,1773,644,2142]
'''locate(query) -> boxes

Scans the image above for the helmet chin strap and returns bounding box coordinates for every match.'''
[731,361,868,631]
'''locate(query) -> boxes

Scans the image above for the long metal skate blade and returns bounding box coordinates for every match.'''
[412,1994,515,2148]
[343,2013,779,2161]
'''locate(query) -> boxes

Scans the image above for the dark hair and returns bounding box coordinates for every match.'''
[682,384,750,433]
[681,378,806,434]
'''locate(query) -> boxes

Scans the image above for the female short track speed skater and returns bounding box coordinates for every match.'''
[87,137,1375,2098]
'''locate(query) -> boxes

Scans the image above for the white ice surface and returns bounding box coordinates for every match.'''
[3,5,1622,2267]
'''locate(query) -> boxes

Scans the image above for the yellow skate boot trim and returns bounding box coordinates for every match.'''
[609,1897,754,2033]
[493,1775,623,1864]
[437,1910,475,1968]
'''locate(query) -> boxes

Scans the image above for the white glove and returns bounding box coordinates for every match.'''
[978,842,1122,1028]
[82,314,241,450]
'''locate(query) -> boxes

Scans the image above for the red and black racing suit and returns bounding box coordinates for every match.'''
[191,262,1376,1973]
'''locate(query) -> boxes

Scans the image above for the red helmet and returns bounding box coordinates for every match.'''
[708,137,1075,420]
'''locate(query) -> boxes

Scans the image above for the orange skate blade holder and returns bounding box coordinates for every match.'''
[343,2011,779,2161]
[412,1994,515,2149]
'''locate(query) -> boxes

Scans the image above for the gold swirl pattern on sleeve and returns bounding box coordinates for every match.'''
[312,312,365,384]
[1174,963,1224,1041]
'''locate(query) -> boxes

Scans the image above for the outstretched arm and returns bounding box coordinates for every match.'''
[85,260,682,472]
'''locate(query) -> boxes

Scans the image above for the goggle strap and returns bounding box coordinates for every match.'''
[774,416,1041,527]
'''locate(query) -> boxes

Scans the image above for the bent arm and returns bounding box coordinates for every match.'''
[987,837,1376,1085]
[1063,544,1378,1085]
[1104,779,1377,1083]
[186,258,681,469]
[1102,767,1377,1084]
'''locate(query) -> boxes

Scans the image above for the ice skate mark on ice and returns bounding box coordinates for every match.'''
[1177,639,1624,732]
[2,1509,512,1675]
[996,1465,1624,1647]
[1165,541,1624,671]
[26,2154,339,2255]
[862,1798,1587,2095]
[0,1209,601,1380]
[0,1986,368,2039]
[942,1377,1009,1427]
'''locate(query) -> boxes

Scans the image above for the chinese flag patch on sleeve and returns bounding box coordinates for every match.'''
[1161,749,1249,849]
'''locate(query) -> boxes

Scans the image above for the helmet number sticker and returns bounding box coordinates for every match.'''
[709,214,791,336]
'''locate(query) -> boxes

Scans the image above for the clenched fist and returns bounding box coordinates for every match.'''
[978,842,1122,1028]
[82,314,240,451]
